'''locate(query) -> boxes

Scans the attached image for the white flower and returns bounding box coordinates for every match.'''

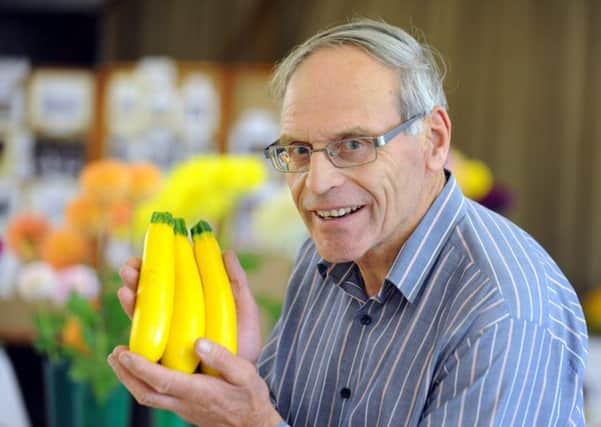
[16,262,59,302]
[252,184,308,260]
[55,265,100,305]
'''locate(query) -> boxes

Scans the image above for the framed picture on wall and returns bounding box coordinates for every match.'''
[28,69,95,138]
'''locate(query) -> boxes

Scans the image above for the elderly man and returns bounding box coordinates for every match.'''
[109,19,588,426]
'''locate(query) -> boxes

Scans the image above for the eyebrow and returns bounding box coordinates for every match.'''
[278,126,376,145]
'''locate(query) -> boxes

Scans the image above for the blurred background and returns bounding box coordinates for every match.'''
[0,0,600,426]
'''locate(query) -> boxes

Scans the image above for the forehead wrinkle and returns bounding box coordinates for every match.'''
[278,124,381,145]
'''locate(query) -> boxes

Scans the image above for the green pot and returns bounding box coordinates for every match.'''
[44,358,131,427]
[44,359,78,427]
[152,408,194,427]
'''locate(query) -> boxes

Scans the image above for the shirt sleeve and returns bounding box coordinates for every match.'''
[418,318,585,426]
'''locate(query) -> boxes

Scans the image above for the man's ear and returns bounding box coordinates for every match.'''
[425,106,451,171]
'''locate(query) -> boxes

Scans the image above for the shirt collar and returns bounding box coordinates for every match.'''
[317,170,466,304]
[385,171,465,303]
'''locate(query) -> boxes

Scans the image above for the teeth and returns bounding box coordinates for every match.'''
[316,206,361,218]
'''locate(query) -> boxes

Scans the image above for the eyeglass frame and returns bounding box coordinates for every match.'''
[263,112,427,173]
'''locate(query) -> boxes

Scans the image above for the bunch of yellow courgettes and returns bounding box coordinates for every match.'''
[129,211,236,375]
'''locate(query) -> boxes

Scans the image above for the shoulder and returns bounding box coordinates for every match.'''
[450,199,550,322]
[442,199,587,373]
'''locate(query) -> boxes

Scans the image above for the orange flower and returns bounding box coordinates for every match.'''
[65,194,104,234]
[109,200,132,230]
[129,162,161,201]
[80,159,131,205]
[6,212,51,261]
[61,316,89,353]
[40,227,90,269]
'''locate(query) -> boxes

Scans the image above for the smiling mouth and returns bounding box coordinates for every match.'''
[315,205,363,220]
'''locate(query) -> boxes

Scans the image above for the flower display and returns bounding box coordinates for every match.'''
[4,158,162,403]
[133,154,266,244]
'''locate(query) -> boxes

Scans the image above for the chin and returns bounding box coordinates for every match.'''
[314,238,364,264]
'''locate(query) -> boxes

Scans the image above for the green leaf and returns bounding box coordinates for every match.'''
[32,310,66,359]
[65,293,98,326]
[237,251,264,273]
[254,292,283,329]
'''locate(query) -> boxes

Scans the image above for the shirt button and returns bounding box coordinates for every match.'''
[359,314,372,326]
[340,387,351,399]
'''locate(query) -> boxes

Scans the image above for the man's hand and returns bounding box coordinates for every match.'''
[117,249,263,363]
[108,339,283,427]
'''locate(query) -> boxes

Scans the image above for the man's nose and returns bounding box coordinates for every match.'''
[305,149,344,194]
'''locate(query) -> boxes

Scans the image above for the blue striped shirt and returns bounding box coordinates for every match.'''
[257,172,588,426]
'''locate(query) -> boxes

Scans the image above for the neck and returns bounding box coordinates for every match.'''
[357,171,446,297]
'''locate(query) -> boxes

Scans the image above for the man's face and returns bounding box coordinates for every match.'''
[281,45,435,264]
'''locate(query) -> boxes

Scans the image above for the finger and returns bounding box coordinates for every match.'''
[195,338,256,386]
[114,349,205,398]
[117,286,136,319]
[119,257,141,291]
[125,256,142,269]
[108,347,170,409]
[222,250,262,362]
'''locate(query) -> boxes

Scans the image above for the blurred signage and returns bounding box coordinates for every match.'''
[34,138,86,177]
[28,70,95,137]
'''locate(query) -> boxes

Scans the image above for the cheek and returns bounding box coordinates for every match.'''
[366,161,416,222]
[286,175,305,210]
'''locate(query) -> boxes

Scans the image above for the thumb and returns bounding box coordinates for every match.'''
[195,338,254,385]
[222,250,263,363]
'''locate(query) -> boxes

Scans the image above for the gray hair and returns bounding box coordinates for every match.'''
[271,18,448,134]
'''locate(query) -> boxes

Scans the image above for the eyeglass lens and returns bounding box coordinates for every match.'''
[275,138,376,171]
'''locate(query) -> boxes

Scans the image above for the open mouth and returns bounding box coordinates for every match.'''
[315,205,364,220]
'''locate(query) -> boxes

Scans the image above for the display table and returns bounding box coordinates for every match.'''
[0,253,293,344]
[0,298,36,344]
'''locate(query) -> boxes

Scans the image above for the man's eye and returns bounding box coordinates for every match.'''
[290,145,310,156]
[341,139,367,151]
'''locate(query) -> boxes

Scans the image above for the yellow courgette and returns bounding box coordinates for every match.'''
[129,211,175,362]
[191,220,237,375]
[161,218,206,373]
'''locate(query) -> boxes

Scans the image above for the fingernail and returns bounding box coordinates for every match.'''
[196,339,212,355]
[119,352,132,366]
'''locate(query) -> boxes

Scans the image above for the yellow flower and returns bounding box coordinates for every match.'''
[449,149,494,199]
[133,154,266,243]
[583,287,601,334]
